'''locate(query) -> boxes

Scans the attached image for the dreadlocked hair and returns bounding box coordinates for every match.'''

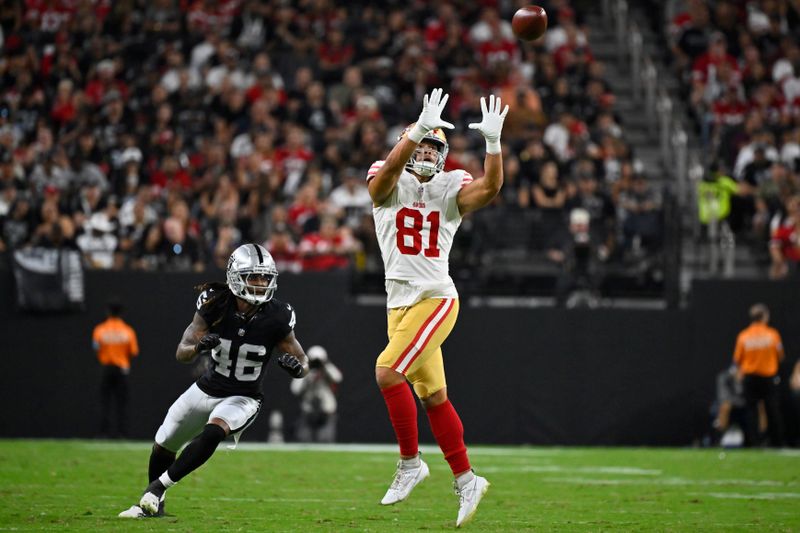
[194,282,232,328]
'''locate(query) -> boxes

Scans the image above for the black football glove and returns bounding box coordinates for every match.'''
[277,353,305,378]
[195,333,221,354]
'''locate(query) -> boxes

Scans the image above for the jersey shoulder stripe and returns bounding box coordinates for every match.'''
[366,160,386,181]
[442,168,473,190]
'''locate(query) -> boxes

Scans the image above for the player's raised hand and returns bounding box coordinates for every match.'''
[468,95,509,154]
[195,333,221,354]
[408,88,455,143]
[277,353,306,378]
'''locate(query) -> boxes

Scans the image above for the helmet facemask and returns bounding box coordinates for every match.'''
[401,126,449,177]
[226,244,279,305]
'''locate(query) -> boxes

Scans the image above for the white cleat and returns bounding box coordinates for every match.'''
[118,505,145,518]
[455,475,490,527]
[139,492,160,515]
[380,458,430,505]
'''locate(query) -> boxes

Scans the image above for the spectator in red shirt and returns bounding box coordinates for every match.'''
[298,215,357,271]
[468,7,514,46]
[276,126,313,197]
[245,129,278,178]
[769,194,800,279]
[287,184,319,235]
[84,59,128,107]
[318,28,354,83]
[149,102,176,154]
[424,3,457,51]
[150,155,192,192]
[692,32,739,85]
[553,25,594,75]
[25,0,73,33]
[475,25,519,73]
[50,79,77,130]
[712,84,748,128]
[265,228,302,274]
[186,0,236,35]
[246,67,286,106]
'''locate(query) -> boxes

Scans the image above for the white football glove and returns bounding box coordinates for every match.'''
[468,95,509,154]
[408,88,455,143]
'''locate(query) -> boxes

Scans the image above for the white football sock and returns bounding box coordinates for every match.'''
[158,472,176,488]
[456,470,475,489]
[400,455,421,469]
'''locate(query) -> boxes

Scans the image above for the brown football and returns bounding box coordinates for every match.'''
[512,5,548,41]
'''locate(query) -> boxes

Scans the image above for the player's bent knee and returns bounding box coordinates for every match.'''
[421,388,448,409]
[200,423,228,445]
[208,418,231,436]
[375,366,406,389]
[152,442,176,459]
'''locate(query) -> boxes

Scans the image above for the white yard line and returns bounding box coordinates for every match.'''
[691,492,800,500]
[77,441,572,456]
[211,496,358,503]
[774,449,800,457]
[544,476,795,487]
[479,465,662,475]
[232,443,575,456]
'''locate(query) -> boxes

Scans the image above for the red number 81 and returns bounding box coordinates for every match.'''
[395,207,440,257]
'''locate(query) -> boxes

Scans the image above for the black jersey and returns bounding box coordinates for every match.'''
[194,284,295,400]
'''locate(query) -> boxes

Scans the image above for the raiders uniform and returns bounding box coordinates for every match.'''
[119,243,306,520]
[195,284,296,400]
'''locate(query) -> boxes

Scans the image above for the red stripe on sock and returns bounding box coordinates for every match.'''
[381,382,418,457]
[426,399,470,475]
[391,299,449,371]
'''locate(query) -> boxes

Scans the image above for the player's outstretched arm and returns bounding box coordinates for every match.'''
[276,330,310,378]
[458,95,509,216]
[369,88,454,206]
[176,312,212,363]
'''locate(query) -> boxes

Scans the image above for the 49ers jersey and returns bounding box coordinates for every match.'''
[367,160,473,308]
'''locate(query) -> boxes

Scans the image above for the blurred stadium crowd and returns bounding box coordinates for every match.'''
[0,0,669,283]
[669,0,800,278]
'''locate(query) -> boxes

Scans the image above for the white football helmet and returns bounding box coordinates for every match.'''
[400,124,449,177]
[226,244,278,305]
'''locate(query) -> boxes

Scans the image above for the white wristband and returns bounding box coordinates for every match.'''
[486,138,502,155]
[408,123,428,143]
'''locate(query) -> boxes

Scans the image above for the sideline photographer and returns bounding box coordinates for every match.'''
[290,345,343,442]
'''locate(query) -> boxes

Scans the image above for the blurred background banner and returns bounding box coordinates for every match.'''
[1,270,797,446]
[12,248,85,311]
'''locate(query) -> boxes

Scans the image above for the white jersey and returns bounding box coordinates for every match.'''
[367,160,473,308]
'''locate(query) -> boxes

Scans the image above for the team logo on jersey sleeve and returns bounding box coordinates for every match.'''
[196,290,210,310]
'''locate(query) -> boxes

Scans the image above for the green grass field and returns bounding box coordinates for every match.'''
[0,440,798,532]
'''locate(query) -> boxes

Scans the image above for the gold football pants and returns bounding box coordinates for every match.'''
[376,298,459,399]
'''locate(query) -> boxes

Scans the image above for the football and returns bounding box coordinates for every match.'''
[512,5,548,41]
